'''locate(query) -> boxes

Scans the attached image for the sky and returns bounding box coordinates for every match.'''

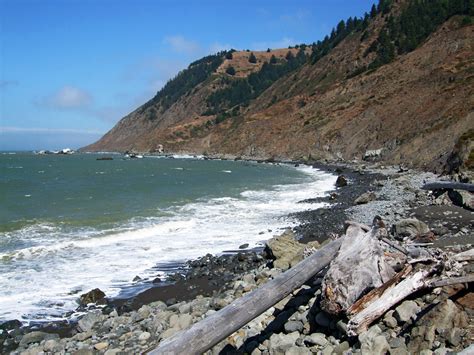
[0,0,376,151]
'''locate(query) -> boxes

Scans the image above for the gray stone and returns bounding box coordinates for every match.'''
[359,325,389,355]
[333,341,350,355]
[394,300,421,323]
[268,331,299,352]
[384,310,398,328]
[284,346,311,355]
[355,191,376,205]
[315,312,331,328]
[392,218,430,239]
[104,349,122,355]
[19,331,58,347]
[304,333,328,347]
[138,331,151,342]
[78,310,102,332]
[284,320,304,333]
[389,337,406,349]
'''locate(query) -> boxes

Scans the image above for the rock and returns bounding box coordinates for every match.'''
[408,299,468,353]
[335,175,348,187]
[333,341,350,354]
[383,310,398,328]
[268,331,300,353]
[138,331,151,342]
[434,192,452,206]
[43,339,62,352]
[304,333,328,347]
[265,230,305,271]
[0,319,22,331]
[19,331,58,347]
[392,218,430,239]
[284,320,304,333]
[315,311,331,328]
[78,310,103,332]
[446,327,463,347]
[94,342,109,351]
[285,346,311,355]
[449,190,474,211]
[73,349,94,355]
[79,288,106,305]
[239,243,249,249]
[104,349,122,355]
[132,305,151,322]
[359,325,390,355]
[355,191,376,204]
[394,300,421,323]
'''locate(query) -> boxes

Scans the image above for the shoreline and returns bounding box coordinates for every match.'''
[2,157,473,354]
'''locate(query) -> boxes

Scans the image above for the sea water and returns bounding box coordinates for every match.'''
[0,152,336,322]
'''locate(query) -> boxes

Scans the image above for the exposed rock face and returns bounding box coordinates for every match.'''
[83,14,474,173]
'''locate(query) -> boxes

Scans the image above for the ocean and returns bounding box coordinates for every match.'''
[0,152,336,323]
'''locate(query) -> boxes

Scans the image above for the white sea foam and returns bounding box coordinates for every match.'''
[0,165,336,322]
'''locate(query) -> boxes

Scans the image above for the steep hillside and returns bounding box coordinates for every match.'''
[83,0,474,173]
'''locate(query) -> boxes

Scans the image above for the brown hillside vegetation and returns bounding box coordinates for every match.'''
[84,8,474,174]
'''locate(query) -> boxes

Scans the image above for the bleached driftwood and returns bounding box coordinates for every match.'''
[452,248,474,262]
[347,267,435,335]
[148,238,343,355]
[321,224,399,315]
[421,181,474,192]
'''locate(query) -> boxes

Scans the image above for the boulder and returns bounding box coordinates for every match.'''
[448,190,474,211]
[265,231,304,270]
[268,331,300,353]
[19,331,58,347]
[407,299,469,353]
[284,320,304,333]
[78,310,103,332]
[304,333,328,347]
[392,218,430,239]
[359,325,390,355]
[355,191,376,205]
[394,300,421,323]
[335,175,348,187]
[79,288,106,305]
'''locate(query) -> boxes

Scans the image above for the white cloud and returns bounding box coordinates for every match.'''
[38,86,93,109]
[0,126,104,135]
[251,37,298,51]
[163,35,200,55]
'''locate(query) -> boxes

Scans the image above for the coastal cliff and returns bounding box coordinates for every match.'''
[83,0,474,174]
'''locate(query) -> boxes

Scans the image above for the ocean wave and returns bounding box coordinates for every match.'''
[0,164,335,322]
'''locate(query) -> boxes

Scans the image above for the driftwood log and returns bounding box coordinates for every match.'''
[148,238,343,355]
[346,248,474,335]
[421,181,474,192]
[347,267,437,335]
[320,223,400,315]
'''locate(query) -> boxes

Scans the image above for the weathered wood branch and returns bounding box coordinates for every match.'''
[421,181,474,192]
[452,248,474,262]
[347,264,413,316]
[148,238,343,355]
[429,275,474,288]
[347,267,436,336]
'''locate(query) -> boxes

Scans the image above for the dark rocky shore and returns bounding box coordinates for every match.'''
[1,159,473,355]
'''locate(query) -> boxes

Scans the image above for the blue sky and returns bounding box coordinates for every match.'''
[0,0,376,150]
